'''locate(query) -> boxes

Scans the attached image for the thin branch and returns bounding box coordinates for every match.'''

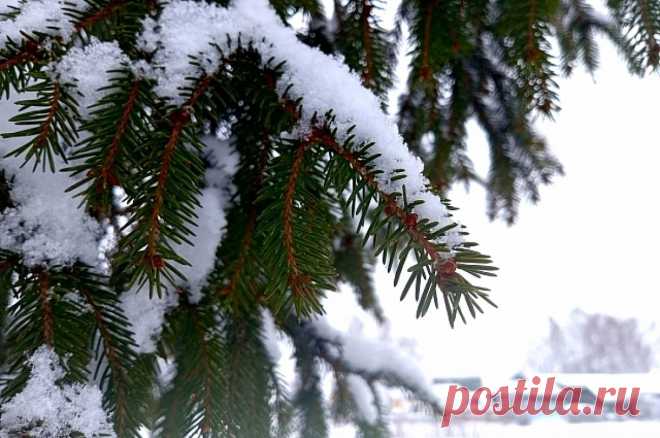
[97,80,141,192]
[78,287,130,432]
[34,83,61,150]
[309,127,456,277]
[360,0,376,86]
[419,0,437,80]
[282,140,313,297]
[145,76,212,267]
[74,0,128,32]
[219,135,271,298]
[37,270,53,347]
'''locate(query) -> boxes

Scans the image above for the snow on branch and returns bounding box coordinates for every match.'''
[0,346,115,437]
[119,284,177,354]
[52,38,129,119]
[346,374,379,425]
[138,0,461,247]
[309,317,442,412]
[0,0,89,49]
[0,99,102,267]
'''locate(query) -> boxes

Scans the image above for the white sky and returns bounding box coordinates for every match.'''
[324,22,660,383]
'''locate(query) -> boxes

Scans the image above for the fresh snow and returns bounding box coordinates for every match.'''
[0,0,21,15]
[0,346,115,437]
[0,0,88,49]
[346,374,379,425]
[172,134,237,303]
[311,317,441,408]
[261,308,283,362]
[119,285,178,354]
[53,38,129,119]
[0,98,103,267]
[138,0,461,247]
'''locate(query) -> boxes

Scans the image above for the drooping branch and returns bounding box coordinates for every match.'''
[145,76,213,268]
[78,287,131,433]
[282,140,313,299]
[97,80,141,193]
[308,127,457,278]
[419,0,438,81]
[219,135,271,299]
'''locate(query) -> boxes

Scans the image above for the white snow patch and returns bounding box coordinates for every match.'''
[261,308,283,362]
[0,98,102,267]
[346,374,378,424]
[53,38,129,119]
[174,187,225,303]
[0,0,88,49]
[0,346,115,437]
[120,285,178,354]
[137,0,460,247]
[311,317,441,407]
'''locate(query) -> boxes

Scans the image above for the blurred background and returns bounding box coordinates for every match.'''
[293,1,660,436]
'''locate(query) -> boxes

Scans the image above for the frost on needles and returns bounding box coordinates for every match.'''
[0,0,499,436]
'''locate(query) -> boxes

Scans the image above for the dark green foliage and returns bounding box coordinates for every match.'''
[555,0,621,75]
[157,294,226,437]
[77,268,150,437]
[0,38,40,99]
[65,70,154,216]
[217,313,276,438]
[334,0,397,101]
[496,0,561,114]
[1,264,94,399]
[2,75,79,171]
[290,322,329,438]
[0,257,147,437]
[259,135,338,317]
[67,0,153,52]
[608,0,660,72]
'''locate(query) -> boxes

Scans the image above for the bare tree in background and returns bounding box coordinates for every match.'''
[531,310,656,373]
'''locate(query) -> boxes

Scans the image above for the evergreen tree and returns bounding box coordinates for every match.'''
[0,0,655,436]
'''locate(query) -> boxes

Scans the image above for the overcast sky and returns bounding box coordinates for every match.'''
[323,20,660,383]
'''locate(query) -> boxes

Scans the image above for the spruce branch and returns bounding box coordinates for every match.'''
[608,0,660,72]
[117,74,214,295]
[157,292,225,437]
[0,39,41,98]
[259,133,336,318]
[283,141,314,303]
[309,124,496,324]
[77,277,147,438]
[2,77,79,171]
[73,0,130,33]
[496,0,560,114]
[216,134,271,306]
[333,0,396,99]
[66,72,152,216]
[218,313,277,437]
[1,263,94,402]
